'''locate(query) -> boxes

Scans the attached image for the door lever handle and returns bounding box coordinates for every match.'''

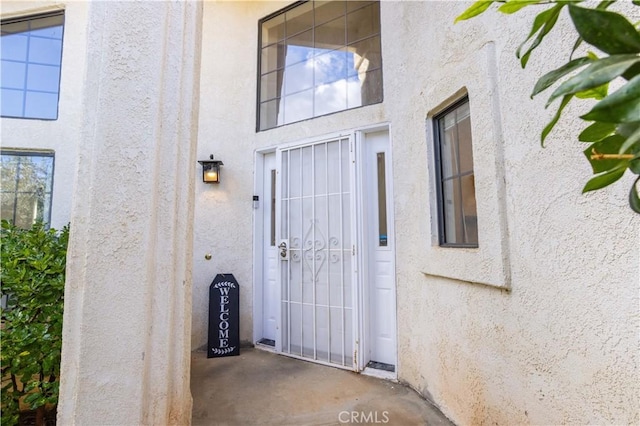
[278,241,288,259]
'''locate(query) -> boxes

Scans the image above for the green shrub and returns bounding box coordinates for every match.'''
[1,220,69,425]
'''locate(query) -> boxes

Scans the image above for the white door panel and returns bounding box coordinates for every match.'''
[364,130,396,367]
[262,153,277,342]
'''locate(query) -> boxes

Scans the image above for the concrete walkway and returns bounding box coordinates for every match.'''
[191,347,454,426]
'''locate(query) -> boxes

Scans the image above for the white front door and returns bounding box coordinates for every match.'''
[261,153,278,344]
[363,130,396,369]
[256,129,396,373]
[277,137,357,369]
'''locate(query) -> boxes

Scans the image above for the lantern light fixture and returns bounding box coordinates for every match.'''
[198,154,224,184]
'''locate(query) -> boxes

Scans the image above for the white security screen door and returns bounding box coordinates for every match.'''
[277,137,356,369]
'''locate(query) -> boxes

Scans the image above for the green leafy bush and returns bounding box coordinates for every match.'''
[1,220,69,425]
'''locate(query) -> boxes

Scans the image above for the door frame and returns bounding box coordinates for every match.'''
[252,124,397,374]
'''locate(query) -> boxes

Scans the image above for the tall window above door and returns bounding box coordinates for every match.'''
[258,1,383,131]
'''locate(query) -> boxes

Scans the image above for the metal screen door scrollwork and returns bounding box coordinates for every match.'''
[278,138,355,368]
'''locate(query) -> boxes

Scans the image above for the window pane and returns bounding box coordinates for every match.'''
[29,14,64,37]
[0,34,28,61]
[315,78,347,116]
[347,1,375,12]
[286,1,313,36]
[284,89,313,124]
[442,177,461,244]
[457,112,474,174]
[1,89,23,117]
[25,91,58,119]
[315,49,348,86]
[270,170,276,247]
[377,152,388,247]
[1,155,19,191]
[260,99,282,131]
[262,14,285,47]
[1,153,54,227]
[27,63,60,92]
[15,194,38,228]
[348,35,382,75]
[315,1,345,25]
[347,3,380,43]
[316,17,345,50]
[261,69,283,101]
[284,59,313,95]
[357,68,382,106]
[436,99,478,246]
[1,193,16,223]
[439,118,458,179]
[1,60,26,89]
[258,1,381,130]
[261,42,285,74]
[28,36,63,65]
[460,174,478,245]
[1,13,64,120]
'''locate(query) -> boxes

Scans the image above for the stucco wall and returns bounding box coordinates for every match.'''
[1,1,88,230]
[386,2,639,425]
[193,1,638,424]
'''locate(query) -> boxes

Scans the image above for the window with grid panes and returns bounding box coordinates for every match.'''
[258,1,383,131]
[1,12,64,120]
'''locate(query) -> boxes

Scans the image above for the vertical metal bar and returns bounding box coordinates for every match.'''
[311,145,317,360]
[325,142,331,363]
[339,139,345,366]
[299,147,304,356]
[286,149,292,355]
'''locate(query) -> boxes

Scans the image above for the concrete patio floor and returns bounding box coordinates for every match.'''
[191,347,454,426]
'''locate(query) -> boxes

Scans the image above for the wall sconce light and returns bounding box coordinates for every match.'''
[198,155,224,184]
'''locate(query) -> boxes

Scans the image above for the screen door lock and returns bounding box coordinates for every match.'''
[278,240,288,260]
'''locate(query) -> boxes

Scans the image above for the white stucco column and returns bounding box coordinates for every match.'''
[57,2,202,425]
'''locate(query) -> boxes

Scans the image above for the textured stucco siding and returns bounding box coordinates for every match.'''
[194,1,639,425]
[1,2,89,230]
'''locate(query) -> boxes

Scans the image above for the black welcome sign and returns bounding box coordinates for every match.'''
[208,274,240,358]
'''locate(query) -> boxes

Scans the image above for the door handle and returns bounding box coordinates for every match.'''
[278,240,289,260]
[278,241,287,258]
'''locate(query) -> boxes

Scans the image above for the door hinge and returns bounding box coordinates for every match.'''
[352,245,356,256]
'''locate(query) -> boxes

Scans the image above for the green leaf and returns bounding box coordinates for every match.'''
[618,123,640,154]
[583,134,625,173]
[622,62,640,81]
[518,4,564,68]
[455,1,494,23]
[569,5,640,55]
[575,82,609,100]
[583,164,627,193]
[570,37,583,60]
[497,0,541,14]
[541,94,573,145]
[630,156,640,174]
[531,56,592,97]
[630,177,640,213]
[578,121,616,142]
[546,55,640,106]
[581,74,640,122]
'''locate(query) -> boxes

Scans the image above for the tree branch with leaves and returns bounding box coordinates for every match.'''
[456,0,640,213]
